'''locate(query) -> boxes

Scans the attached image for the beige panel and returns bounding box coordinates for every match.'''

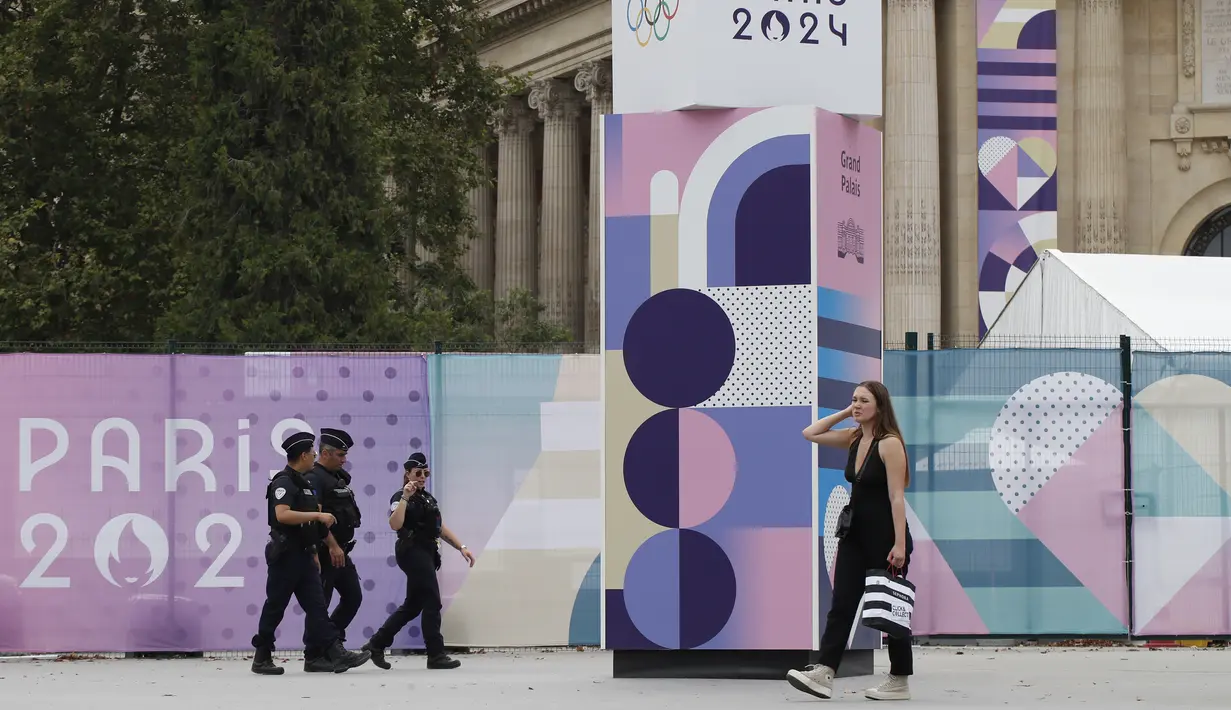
[520,449,602,499]
[649,215,679,294]
[442,548,599,646]
[602,351,667,589]
[553,353,600,401]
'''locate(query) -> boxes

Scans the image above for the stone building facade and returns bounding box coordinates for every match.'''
[465,0,1231,348]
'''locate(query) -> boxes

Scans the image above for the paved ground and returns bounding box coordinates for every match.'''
[2,646,1229,708]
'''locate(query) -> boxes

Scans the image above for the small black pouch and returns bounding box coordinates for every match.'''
[835,504,854,539]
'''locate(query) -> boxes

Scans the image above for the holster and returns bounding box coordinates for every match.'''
[342,539,356,554]
[265,531,290,565]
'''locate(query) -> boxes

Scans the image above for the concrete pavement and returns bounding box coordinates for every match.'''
[2,646,1228,709]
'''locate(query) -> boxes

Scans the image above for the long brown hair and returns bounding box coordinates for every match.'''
[852,380,908,486]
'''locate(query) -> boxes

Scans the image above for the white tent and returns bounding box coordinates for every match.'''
[982,249,1231,351]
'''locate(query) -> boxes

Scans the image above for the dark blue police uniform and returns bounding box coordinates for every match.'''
[304,428,364,642]
[362,452,459,670]
[249,431,371,675]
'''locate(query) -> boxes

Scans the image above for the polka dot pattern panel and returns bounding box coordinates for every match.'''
[696,285,815,408]
[989,372,1122,515]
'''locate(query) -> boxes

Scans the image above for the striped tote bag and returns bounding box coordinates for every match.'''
[861,568,915,638]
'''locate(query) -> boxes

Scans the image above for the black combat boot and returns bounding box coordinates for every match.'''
[324,639,371,673]
[303,645,335,673]
[361,641,390,670]
[251,646,284,675]
[426,653,460,670]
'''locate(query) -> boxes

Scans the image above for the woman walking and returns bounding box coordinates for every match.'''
[787,380,914,701]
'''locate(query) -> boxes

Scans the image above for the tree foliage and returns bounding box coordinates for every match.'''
[0,0,572,346]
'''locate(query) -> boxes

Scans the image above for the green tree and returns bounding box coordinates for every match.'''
[159,0,510,344]
[0,0,191,340]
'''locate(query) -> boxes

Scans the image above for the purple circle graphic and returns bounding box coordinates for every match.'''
[386,603,397,614]
[364,532,376,544]
[363,580,375,592]
[386,414,398,426]
[622,529,736,649]
[409,626,421,638]
[386,555,397,567]
[410,437,421,448]
[386,461,398,472]
[622,289,735,408]
[222,628,234,640]
[385,367,397,379]
[624,410,680,527]
[409,391,421,402]
[363,626,374,637]
[316,390,329,401]
[363,390,375,402]
[199,366,211,377]
[247,414,259,424]
[339,367,351,378]
[270,390,282,401]
[223,484,235,497]
[246,604,258,616]
[363,437,375,449]
[200,413,212,425]
[363,484,376,496]
[223,437,235,449]
[292,366,305,378]
[292,604,303,616]
[340,413,352,425]
[223,389,234,401]
[246,508,259,520]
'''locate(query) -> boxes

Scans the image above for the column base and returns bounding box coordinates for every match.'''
[611,649,874,680]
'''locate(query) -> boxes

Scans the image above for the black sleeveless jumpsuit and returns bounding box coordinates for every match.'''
[817,435,914,676]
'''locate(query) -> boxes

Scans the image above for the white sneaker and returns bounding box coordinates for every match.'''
[786,664,835,699]
[864,674,910,701]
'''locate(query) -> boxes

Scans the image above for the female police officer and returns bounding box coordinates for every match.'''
[250,431,372,675]
[361,452,474,670]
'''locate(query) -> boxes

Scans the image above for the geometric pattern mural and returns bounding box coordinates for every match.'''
[976,0,1059,335]
[601,106,882,650]
[883,348,1129,635]
[1131,354,1231,636]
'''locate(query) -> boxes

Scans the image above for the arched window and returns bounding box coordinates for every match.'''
[1184,205,1231,256]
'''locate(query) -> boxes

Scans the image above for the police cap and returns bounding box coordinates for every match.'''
[404,452,428,470]
[282,431,316,458]
[320,428,353,452]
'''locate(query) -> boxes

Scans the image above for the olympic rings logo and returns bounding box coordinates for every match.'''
[627,0,679,47]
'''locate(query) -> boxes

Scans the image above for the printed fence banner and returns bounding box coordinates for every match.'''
[0,353,430,653]
[884,348,1128,636]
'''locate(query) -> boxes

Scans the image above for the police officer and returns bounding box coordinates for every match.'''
[361,452,474,670]
[304,427,363,643]
[250,431,372,675]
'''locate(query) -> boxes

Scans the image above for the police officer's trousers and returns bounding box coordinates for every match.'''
[318,549,363,641]
[252,546,339,656]
[367,542,444,656]
[817,530,914,677]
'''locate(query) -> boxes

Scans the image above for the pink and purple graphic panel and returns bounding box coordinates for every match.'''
[603,107,817,651]
[814,110,884,650]
[975,0,1058,336]
[0,353,430,653]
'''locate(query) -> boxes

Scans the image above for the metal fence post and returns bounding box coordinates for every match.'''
[1119,334,1135,639]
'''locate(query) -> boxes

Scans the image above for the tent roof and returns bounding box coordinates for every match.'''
[1010,250,1231,344]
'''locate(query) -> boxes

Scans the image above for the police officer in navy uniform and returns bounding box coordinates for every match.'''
[304,427,364,643]
[362,452,474,670]
[250,431,372,675]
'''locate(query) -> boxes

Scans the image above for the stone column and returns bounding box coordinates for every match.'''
[494,97,538,300]
[884,0,942,345]
[464,145,496,294]
[528,78,586,340]
[1074,0,1127,253]
[575,60,613,350]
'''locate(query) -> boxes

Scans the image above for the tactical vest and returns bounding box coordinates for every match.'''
[267,467,326,547]
[396,489,442,547]
[311,464,362,544]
